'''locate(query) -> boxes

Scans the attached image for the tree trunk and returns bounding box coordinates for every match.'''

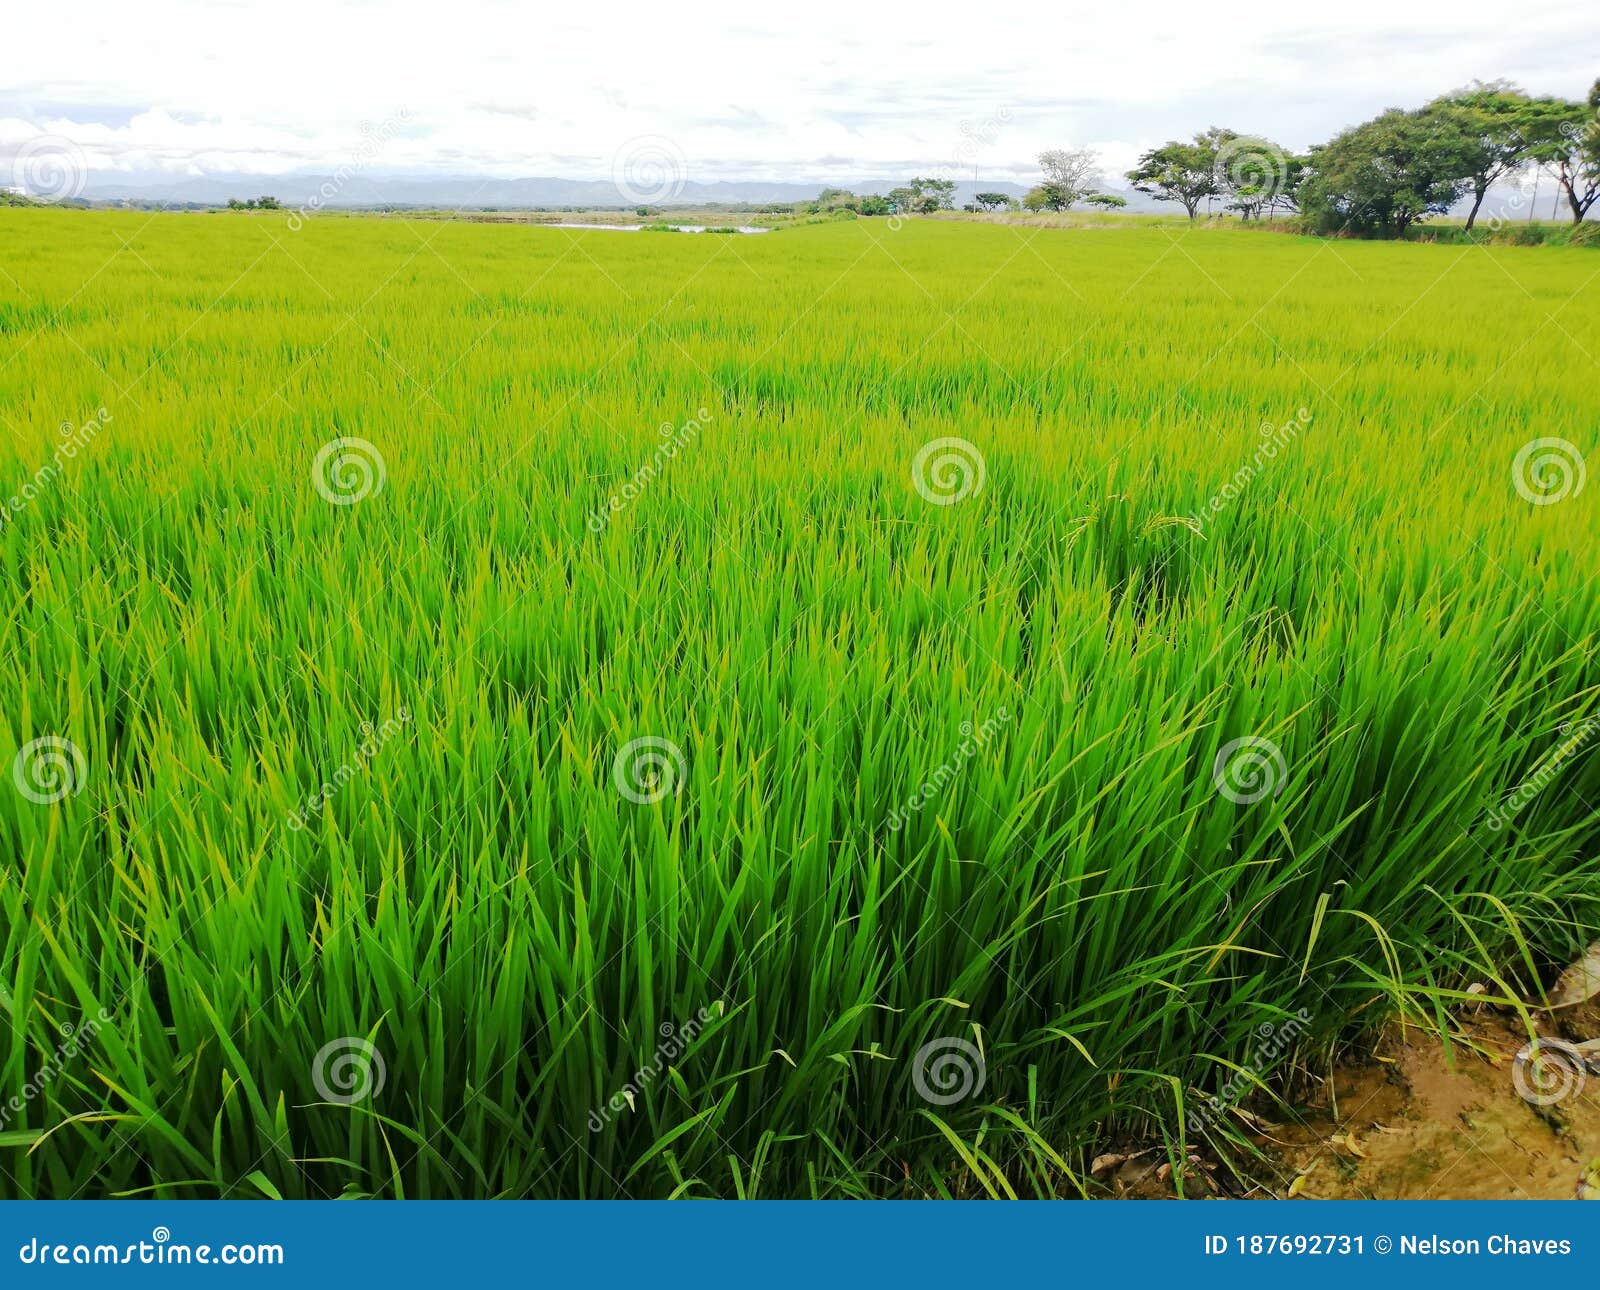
[1464,181,1487,233]
[1563,174,1583,225]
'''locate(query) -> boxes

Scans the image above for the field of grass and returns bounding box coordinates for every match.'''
[0,207,1596,1198]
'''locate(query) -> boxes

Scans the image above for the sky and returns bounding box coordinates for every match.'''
[1,0,1595,193]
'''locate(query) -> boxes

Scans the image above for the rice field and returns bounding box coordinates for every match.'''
[0,206,1596,1199]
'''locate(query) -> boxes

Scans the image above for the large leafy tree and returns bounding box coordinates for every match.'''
[885,177,957,215]
[910,177,956,213]
[1533,79,1600,225]
[1213,132,1305,219]
[1424,81,1572,231]
[1125,134,1221,218]
[1299,108,1478,236]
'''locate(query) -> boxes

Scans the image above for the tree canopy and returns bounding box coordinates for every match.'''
[1298,109,1478,235]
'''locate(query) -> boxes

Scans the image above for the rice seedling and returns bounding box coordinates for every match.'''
[0,207,1595,1198]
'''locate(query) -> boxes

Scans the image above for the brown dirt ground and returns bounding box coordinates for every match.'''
[1097,1002,1600,1200]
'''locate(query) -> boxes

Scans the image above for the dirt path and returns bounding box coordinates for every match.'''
[1098,1006,1600,1200]
[1276,1010,1600,1200]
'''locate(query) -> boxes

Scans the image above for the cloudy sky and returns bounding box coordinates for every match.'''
[2,0,1594,190]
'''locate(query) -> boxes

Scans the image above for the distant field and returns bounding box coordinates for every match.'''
[0,208,1596,1198]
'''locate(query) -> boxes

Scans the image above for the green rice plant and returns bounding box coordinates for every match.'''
[0,208,1595,1198]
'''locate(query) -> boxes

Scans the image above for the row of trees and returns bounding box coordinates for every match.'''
[803,159,1128,218]
[1124,79,1599,235]
[803,78,1597,238]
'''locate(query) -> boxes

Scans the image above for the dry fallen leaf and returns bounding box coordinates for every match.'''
[1090,1153,1126,1176]
[1547,940,1600,1009]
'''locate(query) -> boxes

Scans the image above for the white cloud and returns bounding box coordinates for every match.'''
[0,0,1593,186]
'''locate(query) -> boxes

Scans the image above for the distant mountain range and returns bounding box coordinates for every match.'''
[73,172,1063,211]
[64,170,1544,220]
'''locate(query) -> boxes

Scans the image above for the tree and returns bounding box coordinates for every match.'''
[1021,186,1051,212]
[1424,82,1570,231]
[974,191,1017,212]
[1036,148,1103,210]
[1126,136,1220,218]
[1085,192,1127,209]
[909,177,956,213]
[857,194,892,216]
[887,178,955,214]
[1298,108,1478,236]
[1023,182,1072,211]
[1213,133,1304,219]
[1534,81,1600,225]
